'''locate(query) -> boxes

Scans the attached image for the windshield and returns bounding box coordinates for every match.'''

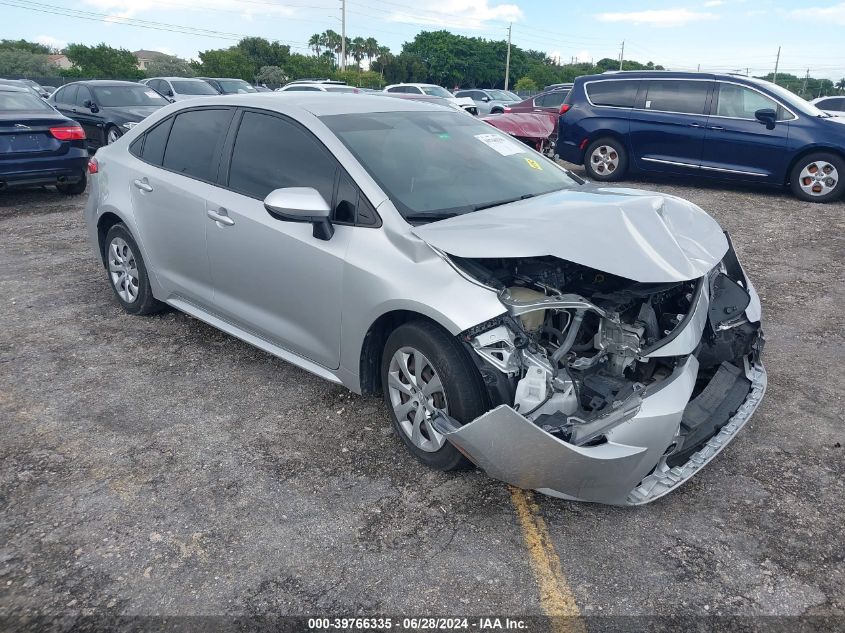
[0,90,53,111]
[92,85,169,107]
[504,90,521,101]
[322,111,578,220]
[172,80,219,95]
[218,80,257,94]
[420,85,453,98]
[755,81,829,117]
[487,89,511,101]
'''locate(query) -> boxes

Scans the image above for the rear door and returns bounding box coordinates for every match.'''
[628,79,713,173]
[534,90,568,114]
[129,107,234,306]
[51,85,78,120]
[699,81,792,181]
[72,85,101,144]
[205,108,352,369]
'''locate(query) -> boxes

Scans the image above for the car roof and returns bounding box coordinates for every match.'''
[0,84,30,93]
[61,80,145,87]
[149,77,208,81]
[159,92,453,116]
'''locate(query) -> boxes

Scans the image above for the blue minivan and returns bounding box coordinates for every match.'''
[557,71,845,202]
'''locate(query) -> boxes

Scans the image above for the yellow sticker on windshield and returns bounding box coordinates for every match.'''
[525,158,542,170]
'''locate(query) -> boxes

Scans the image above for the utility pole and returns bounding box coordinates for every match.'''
[504,23,512,89]
[801,68,809,96]
[619,40,624,71]
[773,45,780,84]
[340,0,346,71]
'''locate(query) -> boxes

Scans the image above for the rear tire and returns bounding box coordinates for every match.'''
[57,172,86,196]
[789,152,844,202]
[381,320,489,471]
[103,223,164,315]
[584,137,628,181]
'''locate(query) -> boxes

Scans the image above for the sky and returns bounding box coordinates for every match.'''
[3,0,845,80]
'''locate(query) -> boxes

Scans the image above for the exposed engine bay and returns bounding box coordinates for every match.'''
[450,252,760,458]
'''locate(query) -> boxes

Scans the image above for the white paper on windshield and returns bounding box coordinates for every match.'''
[474,133,525,156]
[144,90,159,99]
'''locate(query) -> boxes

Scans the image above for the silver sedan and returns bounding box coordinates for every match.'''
[84,94,766,505]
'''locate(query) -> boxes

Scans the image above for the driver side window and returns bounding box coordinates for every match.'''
[716,83,791,120]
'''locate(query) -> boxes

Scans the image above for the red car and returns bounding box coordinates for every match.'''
[504,86,571,116]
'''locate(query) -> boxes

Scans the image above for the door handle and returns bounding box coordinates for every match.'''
[133,178,153,192]
[689,122,703,128]
[708,125,725,131]
[207,208,235,226]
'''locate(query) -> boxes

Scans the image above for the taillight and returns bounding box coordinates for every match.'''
[559,104,571,115]
[49,125,86,140]
[88,157,98,174]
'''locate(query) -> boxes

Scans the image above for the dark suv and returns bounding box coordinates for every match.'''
[557,71,845,202]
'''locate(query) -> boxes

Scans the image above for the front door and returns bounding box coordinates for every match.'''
[72,85,102,145]
[205,109,350,369]
[700,82,791,181]
[628,79,714,174]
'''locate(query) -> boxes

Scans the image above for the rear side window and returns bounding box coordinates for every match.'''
[585,80,638,108]
[227,111,336,202]
[643,80,710,114]
[537,91,568,107]
[162,109,232,182]
[75,86,92,107]
[140,117,173,165]
[57,85,78,105]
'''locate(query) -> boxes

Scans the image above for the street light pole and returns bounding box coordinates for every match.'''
[504,23,512,89]
[340,0,346,71]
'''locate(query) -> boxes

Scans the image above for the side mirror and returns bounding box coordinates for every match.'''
[83,100,99,113]
[264,187,334,240]
[166,89,174,97]
[481,96,490,102]
[755,108,777,129]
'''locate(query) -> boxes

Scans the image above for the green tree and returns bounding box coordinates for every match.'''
[0,49,53,76]
[145,55,194,77]
[192,48,254,80]
[64,43,143,79]
[514,77,537,93]
[256,65,287,86]
[235,37,290,71]
[837,78,845,93]
[308,34,322,56]
[0,39,52,54]
[351,36,366,71]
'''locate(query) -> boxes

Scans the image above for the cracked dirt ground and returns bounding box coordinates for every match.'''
[0,172,843,624]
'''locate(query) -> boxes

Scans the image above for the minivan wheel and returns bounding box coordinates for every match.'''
[381,320,489,471]
[103,224,164,315]
[584,138,628,181]
[789,152,844,202]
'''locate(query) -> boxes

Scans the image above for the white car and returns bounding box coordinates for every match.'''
[384,83,476,113]
[810,96,845,116]
[141,77,220,101]
[278,81,360,93]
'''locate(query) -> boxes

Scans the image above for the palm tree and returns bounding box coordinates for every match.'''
[375,45,391,78]
[837,78,845,93]
[322,30,341,66]
[364,37,379,69]
[351,37,366,71]
[308,33,322,57]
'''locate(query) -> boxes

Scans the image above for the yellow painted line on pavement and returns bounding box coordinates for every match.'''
[509,486,586,633]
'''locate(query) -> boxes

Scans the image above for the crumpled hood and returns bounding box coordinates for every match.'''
[412,187,729,283]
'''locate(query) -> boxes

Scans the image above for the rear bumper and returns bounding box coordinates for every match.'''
[1,151,88,188]
[555,138,585,164]
[433,353,766,506]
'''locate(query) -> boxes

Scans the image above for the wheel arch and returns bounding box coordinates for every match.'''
[358,309,463,396]
[784,145,845,185]
[96,211,125,266]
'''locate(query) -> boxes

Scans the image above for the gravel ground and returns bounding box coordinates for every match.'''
[0,170,843,627]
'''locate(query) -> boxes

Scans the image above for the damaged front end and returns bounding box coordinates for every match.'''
[431,237,766,505]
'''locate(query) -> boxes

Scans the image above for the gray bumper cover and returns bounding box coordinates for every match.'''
[434,357,767,506]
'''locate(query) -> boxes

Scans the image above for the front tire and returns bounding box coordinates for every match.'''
[106,125,122,145]
[381,320,489,471]
[583,137,628,181]
[103,224,164,315]
[789,152,844,202]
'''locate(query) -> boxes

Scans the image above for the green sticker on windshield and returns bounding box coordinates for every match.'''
[438,133,450,140]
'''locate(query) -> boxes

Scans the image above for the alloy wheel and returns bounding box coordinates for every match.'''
[798,160,839,197]
[107,127,122,144]
[108,237,139,303]
[590,145,619,175]
[387,347,449,452]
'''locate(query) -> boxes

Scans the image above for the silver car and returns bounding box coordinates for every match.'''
[454,88,515,115]
[84,94,766,505]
